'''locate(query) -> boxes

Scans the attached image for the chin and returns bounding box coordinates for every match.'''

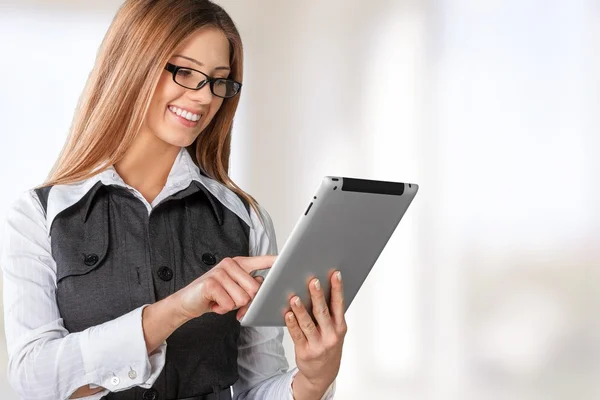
[156,130,198,148]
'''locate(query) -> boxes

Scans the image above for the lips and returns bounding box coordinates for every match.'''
[167,106,203,128]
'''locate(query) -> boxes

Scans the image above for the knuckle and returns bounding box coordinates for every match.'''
[221,270,232,281]
[248,282,260,297]
[302,321,316,333]
[238,295,251,307]
[249,286,259,298]
[224,299,235,310]
[215,271,228,283]
[292,332,304,342]
[220,257,233,267]
[311,345,326,358]
[324,335,339,349]
[316,306,330,318]
[204,277,216,290]
[332,298,344,307]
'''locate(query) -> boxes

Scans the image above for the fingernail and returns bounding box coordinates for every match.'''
[314,279,320,291]
[294,296,301,307]
[287,312,295,321]
[336,271,342,281]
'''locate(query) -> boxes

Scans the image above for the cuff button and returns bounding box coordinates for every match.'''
[111,376,120,386]
[128,370,137,379]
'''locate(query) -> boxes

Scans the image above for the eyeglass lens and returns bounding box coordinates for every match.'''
[174,68,239,98]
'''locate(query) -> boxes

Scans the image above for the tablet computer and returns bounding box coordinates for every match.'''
[240,176,418,327]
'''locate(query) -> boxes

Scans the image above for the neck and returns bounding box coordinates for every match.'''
[114,132,181,202]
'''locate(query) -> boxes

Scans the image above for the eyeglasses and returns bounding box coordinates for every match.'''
[164,62,242,99]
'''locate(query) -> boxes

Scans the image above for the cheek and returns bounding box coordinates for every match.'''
[205,100,225,124]
[152,75,180,112]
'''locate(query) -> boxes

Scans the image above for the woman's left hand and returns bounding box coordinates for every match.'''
[285,270,347,396]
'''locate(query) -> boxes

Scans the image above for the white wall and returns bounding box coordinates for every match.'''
[0,0,598,399]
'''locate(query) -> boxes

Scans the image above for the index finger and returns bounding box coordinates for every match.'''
[232,255,277,274]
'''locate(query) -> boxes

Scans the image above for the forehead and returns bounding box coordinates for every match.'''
[174,27,231,67]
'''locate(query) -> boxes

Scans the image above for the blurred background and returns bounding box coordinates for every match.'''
[0,0,599,399]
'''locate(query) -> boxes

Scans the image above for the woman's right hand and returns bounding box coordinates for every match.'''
[174,255,276,321]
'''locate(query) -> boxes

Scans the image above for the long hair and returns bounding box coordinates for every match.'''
[40,0,262,219]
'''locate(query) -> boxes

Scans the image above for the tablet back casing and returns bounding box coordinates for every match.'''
[240,176,418,326]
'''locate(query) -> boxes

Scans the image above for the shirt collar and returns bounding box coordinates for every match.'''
[45,146,251,234]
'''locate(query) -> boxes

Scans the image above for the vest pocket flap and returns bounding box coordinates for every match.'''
[53,195,110,283]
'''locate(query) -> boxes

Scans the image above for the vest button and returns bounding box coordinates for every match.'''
[202,253,216,265]
[84,254,99,266]
[142,389,158,400]
[157,266,173,281]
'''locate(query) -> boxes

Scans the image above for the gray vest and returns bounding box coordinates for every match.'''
[35,176,250,400]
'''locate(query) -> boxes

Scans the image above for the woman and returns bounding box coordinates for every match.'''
[0,1,346,399]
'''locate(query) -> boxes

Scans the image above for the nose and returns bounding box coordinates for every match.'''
[186,81,214,105]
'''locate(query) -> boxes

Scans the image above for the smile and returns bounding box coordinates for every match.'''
[168,105,202,122]
[168,105,204,128]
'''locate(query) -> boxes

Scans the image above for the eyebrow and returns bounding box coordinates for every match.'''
[172,54,231,71]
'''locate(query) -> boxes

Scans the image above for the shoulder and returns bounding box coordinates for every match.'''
[4,189,47,225]
[248,201,275,234]
[0,189,49,261]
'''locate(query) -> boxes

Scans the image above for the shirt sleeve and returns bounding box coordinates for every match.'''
[233,203,336,399]
[0,189,166,400]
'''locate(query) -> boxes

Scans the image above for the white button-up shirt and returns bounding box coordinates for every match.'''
[1,147,335,400]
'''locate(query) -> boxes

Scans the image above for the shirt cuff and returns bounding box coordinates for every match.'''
[288,368,336,400]
[81,305,166,392]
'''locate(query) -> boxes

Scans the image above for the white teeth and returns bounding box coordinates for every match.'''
[169,106,201,122]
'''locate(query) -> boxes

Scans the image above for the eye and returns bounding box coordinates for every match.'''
[176,69,192,77]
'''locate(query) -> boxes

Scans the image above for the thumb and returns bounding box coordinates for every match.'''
[234,255,277,274]
[236,275,264,321]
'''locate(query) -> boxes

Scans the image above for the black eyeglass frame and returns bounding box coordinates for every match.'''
[164,62,242,99]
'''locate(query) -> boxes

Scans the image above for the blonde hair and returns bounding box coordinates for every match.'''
[40,0,261,218]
